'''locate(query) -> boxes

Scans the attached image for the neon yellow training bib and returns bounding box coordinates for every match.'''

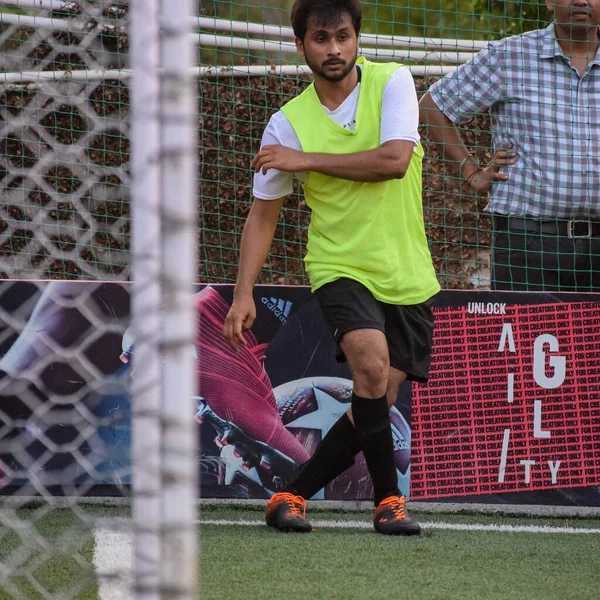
[281,57,440,305]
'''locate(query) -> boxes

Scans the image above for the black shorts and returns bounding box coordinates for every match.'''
[314,278,436,382]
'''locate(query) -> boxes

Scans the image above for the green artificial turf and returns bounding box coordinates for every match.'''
[0,506,97,600]
[1,503,599,600]
[196,507,600,600]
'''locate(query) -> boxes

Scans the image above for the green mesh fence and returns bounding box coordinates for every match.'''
[198,0,554,289]
[2,1,596,290]
[200,0,600,292]
[0,1,130,280]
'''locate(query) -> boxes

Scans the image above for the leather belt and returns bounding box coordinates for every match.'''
[493,216,600,239]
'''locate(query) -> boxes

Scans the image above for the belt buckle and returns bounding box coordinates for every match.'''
[567,221,591,238]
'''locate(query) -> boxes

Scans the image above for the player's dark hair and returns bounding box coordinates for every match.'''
[291,0,362,41]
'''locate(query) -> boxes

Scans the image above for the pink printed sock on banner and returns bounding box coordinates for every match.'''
[194,287,310,464]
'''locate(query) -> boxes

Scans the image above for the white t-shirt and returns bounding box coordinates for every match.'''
[253,65,420,200]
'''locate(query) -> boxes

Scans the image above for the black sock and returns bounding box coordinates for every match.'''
[351,392,399,506]
[284,413,361,499]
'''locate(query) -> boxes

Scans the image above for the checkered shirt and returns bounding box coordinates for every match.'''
[429,23,600,219]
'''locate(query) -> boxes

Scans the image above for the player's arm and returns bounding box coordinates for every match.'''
[223,196,284,351]
[252,68,419,183]
[252,139,414,183]
[224,111,294,351]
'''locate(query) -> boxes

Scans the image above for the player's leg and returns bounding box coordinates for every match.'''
[369,365,421,535]
[339,329,407,509]
[280,363,404,502]
[266,278,384,532]
[266,364,406,533]
[371,299,437,534]
[339,328,420,533]
[265,279,410,534]
[383,367,406,413]
[268,328,401,535]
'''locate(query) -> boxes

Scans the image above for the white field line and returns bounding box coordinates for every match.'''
[198,518,600,535]
[94,525,133,600]
[93,517,599,599]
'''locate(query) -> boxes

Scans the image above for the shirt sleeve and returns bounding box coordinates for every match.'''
[252,112,300,201]
[428,40,505,124]
[380,67,420,146]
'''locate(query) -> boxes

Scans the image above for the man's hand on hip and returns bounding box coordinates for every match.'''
[468,147,517,194]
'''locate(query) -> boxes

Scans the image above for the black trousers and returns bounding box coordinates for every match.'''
[491,217,600,292]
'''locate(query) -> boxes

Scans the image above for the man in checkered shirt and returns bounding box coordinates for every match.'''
[420,0,600,291]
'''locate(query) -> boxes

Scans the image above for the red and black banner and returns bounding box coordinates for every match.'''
[412,299,600,500]
[0,281,598,506]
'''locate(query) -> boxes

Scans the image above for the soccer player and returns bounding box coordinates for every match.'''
[223,0,440,535]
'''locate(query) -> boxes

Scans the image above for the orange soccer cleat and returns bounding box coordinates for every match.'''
[265,492,313,533]
[373,495,421,536]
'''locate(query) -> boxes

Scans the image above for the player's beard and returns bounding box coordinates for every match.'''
[304,49,358,83]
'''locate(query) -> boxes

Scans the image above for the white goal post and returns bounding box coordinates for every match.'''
[0,1,199,598]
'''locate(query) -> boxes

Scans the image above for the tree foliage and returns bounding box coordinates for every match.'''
[473,0,552,37]
[201,0,553,39]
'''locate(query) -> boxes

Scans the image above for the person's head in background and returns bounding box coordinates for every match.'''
[545,0,600,39]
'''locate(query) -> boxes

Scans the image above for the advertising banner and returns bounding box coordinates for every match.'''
[413,291,600,506]
[0,281,598,505]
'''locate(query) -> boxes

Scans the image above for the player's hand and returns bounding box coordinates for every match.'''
[223,294,256,351]
[467,146,517,194]
[251,145,310,175]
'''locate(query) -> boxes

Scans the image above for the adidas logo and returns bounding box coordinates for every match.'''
[391,426,410,452]
[261,297,292,324]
